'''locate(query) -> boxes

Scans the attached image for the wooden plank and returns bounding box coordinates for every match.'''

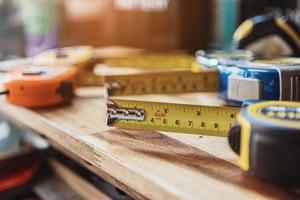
[49,158,112,200]
[33,174,83,200]
[0,88,298,199]
[47,139,145,200]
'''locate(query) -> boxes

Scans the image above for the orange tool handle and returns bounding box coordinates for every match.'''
[3,65,77,107]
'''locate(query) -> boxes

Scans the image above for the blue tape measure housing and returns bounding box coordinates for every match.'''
[196,50,300,106]
[217,64,280,105]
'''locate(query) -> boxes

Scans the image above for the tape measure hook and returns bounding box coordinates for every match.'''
[106,99,145,126]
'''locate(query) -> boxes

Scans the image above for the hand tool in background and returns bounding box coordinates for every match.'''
[104,68,219,97]
[32,45,194,86]
[194,49,254,69]
[32,45,100,86]
[33,46,138,86]
[106,98,300,186]
[228,101,300,186]
[1,64,77,107]
[32,46,145,68]
[103,49,252,97]
[0,119,48,199]
[0,48,194,108]
[102,52,194,70]
[32,46,95,69]
[93,52,197,87]
[0,46,144,86]
[201,50,300,106]
[104,52,248,136]
[104,48,300,184]
[211,55,300,105]
[233,15,300,57]
[104,50,300,106]
[0,152,43,199]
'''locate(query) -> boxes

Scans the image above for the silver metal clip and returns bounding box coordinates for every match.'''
[106,99,145,126]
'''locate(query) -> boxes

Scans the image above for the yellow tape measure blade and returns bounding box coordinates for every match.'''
[106,98,240,137]
[104,70,219,96]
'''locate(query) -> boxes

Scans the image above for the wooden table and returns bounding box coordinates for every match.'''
[0,87,298,200]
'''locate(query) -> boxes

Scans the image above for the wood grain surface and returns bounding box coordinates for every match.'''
[0,87,299,200]
[49,158,112,200]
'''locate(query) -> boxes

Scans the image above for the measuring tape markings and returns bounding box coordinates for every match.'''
[104,69,219,96]
[40,46,300,185]
[106,98,240,137]
[104,50,300,105]
[105,50,285,106]
[105,54,299,136]
[100,49,300,184]
[33,46,196,87]
[104,53,194,69]
[105,97,300,185]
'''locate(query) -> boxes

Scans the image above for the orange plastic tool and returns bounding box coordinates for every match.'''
[3,65,77,107]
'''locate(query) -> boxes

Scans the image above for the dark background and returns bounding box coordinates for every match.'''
[0,0,299,59]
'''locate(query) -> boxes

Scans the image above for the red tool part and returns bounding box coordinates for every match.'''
[0,161,40,192]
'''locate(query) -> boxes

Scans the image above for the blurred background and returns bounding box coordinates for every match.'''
[1,0,300,60]
[1,1,300,199]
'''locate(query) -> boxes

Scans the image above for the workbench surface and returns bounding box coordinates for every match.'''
[0,87,298,200]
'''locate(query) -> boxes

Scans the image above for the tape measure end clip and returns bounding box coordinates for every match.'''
[105,99,145,126]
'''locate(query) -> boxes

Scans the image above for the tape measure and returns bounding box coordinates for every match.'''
[229,101,300,186]
[33,46,195,86]
[106,98,300,185]
[33,46,95,68]
[106,98,240,136]
[104,53,194,70]
[104,69,219,96]
[104,50,300,105]
[32,46,101,86]
[194,49,254,68]
[103,50,251,97]
[216,56,300,105]
[2,65,77,107]
[233,15,300,57]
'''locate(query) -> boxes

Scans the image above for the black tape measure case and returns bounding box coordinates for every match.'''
[229,101,300,186]
[233,15,300,57]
